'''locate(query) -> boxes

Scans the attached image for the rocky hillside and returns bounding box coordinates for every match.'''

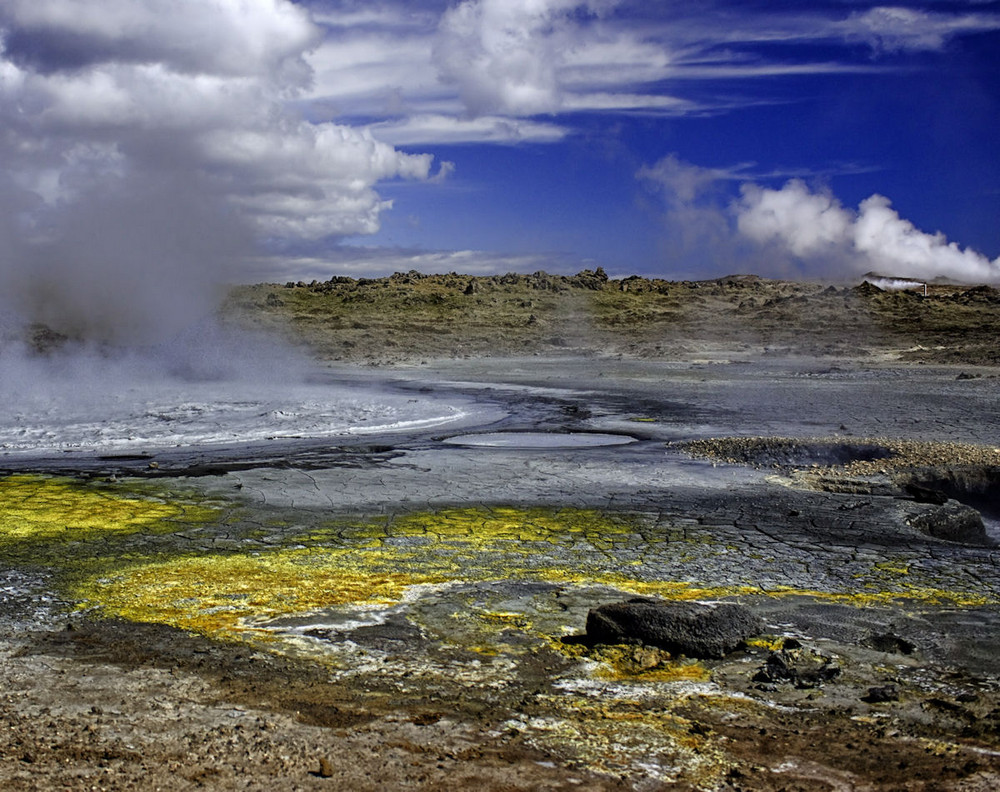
[224,269,1000,365]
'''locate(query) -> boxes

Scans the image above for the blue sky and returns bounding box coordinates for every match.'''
[2,0,999,300]
[305,0,1000,282]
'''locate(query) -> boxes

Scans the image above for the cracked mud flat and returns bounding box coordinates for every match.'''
[3,355,1000,790]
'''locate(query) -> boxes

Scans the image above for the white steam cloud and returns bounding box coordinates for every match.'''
[737,180,1000,283]
[0,0,444,346]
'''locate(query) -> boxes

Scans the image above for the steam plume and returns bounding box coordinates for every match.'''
[737,180,1000,283]
[0,0,440,349]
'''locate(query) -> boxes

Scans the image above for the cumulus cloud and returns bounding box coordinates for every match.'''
[737,180,1000,283]
[1,0,320,78]
[0,0,445,344]
[433,0,618,116]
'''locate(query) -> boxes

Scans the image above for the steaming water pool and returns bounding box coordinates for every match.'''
[0,364,494,456]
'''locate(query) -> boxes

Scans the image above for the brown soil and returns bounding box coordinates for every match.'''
[8,615,1000,791]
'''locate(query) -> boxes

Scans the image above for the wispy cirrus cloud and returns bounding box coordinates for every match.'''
[837,6,1000,53]
[301,0,1000,146]
[369,114,569,146]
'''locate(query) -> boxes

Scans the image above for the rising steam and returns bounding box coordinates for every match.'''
[737,180,1000,284]
[0,0,440,352]
[640,155,999,284]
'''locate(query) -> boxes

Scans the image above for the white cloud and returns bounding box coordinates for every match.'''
[304,32,442,114]
[434,0,576,116]
[559,30,673,88]
[306,0,690,128]
[294,0,1000,150]
[839,6,1000,53]
[369,114,568,145]
[561,92,693,113]
[736,180,1000,282]
[1,0,320,79]
[434,0,686,118]
[200,123,436,238]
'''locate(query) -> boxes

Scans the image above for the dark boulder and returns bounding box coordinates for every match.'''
[862,684,899,704]
[585,598,764,659]
[910,501,991,546]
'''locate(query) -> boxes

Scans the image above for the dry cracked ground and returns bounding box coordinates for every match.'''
[3,272,1000,791]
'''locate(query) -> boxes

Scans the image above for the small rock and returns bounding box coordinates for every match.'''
[316,757,335,778]
[585,598,764,658]
[863,684,899,703]
[753,649,841,688]
[753,652,795,684]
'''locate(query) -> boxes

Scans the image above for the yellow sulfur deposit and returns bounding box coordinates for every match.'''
[0,474,212,546]
[69,505,994,652]
[74,548,446,639]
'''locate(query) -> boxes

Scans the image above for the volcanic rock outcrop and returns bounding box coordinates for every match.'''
[585,598,764,659]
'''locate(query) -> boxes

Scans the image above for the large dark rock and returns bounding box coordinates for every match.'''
[910,501,991,546]
[585,598,764,659]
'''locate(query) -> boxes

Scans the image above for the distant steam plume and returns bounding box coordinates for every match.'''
[737,180,1000,283]
[642,156,999,283]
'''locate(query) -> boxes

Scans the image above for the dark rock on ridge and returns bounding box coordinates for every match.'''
[585,598,764,659]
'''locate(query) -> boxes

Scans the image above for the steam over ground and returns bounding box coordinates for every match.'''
[0,1,463,454]
[0,0,443,348]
